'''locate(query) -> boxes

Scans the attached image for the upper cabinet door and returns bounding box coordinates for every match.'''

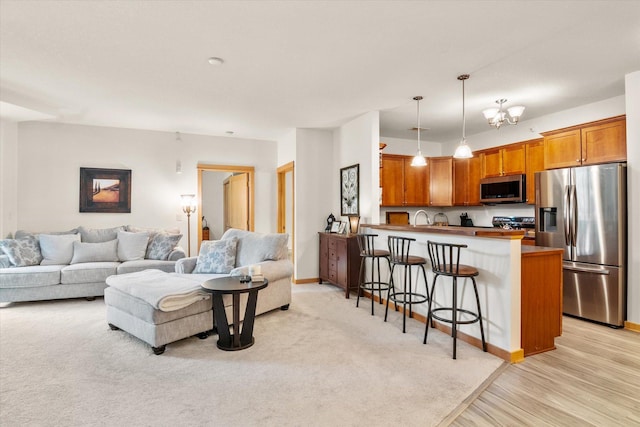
[581,118,626,166]
[482,148,502,177]
[502,143,526,175]
[403,158,429,206]
[429,157,453,207]
[380,155,404,206]
[543,129,583,169]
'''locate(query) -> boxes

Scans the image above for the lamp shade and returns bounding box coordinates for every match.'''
[411,152,427,166]
[453,142,473,159]
[508,105,525,119]
[348,215,360,234]
[180,194,196,214]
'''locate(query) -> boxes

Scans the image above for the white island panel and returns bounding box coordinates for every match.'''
[362,226,522,355]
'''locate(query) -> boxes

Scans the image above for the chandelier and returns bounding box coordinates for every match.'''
[482,99,525,129]
[410,95,427,167]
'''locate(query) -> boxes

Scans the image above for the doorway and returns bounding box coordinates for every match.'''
[277,161,294,265]
[197,164,255,251]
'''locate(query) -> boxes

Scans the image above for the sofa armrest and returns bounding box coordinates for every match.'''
[175,256,198,274]
[168,246,187,261]
[230,259,293,282]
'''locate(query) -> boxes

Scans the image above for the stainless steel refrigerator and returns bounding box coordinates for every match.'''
[535,163,627,327]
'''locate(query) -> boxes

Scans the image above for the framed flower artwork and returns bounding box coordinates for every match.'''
[340,164,359,216]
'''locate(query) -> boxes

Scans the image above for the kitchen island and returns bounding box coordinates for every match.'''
[360,224,562,362]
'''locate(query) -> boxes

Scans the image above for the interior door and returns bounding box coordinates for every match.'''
[277,162,294,263]
[224,173,249,231]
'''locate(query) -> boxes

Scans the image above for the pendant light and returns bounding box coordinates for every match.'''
[453,74,473,159]
[410,96,427,167]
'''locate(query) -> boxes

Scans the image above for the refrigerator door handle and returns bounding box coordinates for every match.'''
[563,264,610,275]
[564,185,571,246]
[570,184,578,247]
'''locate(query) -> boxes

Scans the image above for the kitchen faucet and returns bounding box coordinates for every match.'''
[413,210,432,226]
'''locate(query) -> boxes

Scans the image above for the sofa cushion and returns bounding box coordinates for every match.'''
[70,240,119,264]
[78,226,125,243]
[193,238,238,274]
[61,262,119,284]
[0,265,63,288]
[147,233,183,260]
[221,229,288,266]
[117,231,149,261]
[39,233,81,265]
[117,260,178,274]
[0,236,43,267]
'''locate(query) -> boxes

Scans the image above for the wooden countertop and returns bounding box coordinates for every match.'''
[521,245,564,256]
[362,223,525,239]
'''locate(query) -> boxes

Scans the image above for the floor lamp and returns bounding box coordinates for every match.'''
[180,194,196,256]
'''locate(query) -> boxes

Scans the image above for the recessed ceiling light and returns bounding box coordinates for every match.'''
[208,57,224,66]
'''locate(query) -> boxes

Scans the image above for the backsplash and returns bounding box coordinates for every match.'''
[380,204,535,227]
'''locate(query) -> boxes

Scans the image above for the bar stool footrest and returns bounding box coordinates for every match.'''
[431,307,481,325]
[389,292,428,305]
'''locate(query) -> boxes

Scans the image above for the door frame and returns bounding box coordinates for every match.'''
[197,164,255,251]
[277,161,294,265]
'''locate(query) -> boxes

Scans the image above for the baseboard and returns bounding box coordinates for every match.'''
[624,320,640,332]
[294,278,319,285]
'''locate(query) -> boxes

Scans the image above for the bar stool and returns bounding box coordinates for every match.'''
[423,240,486,359]
[385,236,429,333]
[355,234,391,315]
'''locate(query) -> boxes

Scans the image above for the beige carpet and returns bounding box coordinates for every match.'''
[0,283,503,426]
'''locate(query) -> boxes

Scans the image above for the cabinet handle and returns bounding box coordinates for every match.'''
[582,158,586,162]
[576,159,581,163]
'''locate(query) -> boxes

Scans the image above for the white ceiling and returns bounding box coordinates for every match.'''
[1,1,639,143]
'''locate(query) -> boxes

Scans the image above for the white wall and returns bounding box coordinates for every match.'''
[293,128,333,281]
[625,71,640,325]
[0,119,18,238]
[333,111,380,224]
[12,122,278,255]
[379,136,442,157]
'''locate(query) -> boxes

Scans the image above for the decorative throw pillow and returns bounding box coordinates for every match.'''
[146,232,183,260]
[70,239,119,264]
[39,233,81,265]
[0,236,43,267]
[194,238,238,274]
[117,231,149,261]
[78,226,125,243]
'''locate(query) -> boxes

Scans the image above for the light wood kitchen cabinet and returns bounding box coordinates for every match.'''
[542,115,626,170]
[453,156,481,206]
[524,138,544,205]
[318,233,360,298]
[481,142,526,178]
[429,156,453,207]
[380,154,429,206]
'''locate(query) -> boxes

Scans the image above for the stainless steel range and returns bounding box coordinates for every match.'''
[491,216,535,230]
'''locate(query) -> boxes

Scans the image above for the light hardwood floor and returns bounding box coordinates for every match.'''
[445,316,640,426]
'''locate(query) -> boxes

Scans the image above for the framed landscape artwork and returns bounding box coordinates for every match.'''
[340,163,359,216]
[79,167,131,213]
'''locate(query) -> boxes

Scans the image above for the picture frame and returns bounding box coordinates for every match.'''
[79,167,131,213]
[340,163,359,216]
[338,221,347,234]
[330,221,341,233]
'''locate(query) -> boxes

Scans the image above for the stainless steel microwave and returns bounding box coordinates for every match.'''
[479,174,526,204]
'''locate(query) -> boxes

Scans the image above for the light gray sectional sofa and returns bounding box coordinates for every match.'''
[0,225,186,303]
[104,228,293,354]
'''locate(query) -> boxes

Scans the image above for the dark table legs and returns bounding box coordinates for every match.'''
[211,289,261,351]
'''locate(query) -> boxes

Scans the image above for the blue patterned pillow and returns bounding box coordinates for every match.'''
[147,232,183,260]
[194,238,238,274]
[0,236,43,267]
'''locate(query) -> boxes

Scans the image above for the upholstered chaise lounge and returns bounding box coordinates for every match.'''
[104,228,293,354]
